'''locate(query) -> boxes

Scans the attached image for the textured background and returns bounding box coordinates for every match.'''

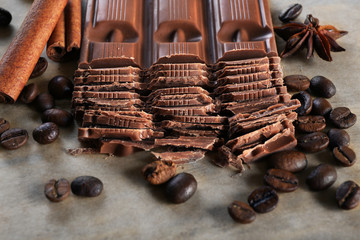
[0,0,359,239]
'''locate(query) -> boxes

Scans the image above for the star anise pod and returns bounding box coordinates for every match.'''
[274,14,348,61]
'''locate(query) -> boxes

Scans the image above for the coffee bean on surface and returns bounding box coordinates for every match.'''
[165,172,197,204]
[0,118,10,135]
[34,93,55,112]
[142,160,176,185]
[295,115,326,133]
[336,181,360,210]
[269,150,307,172]
[32,122,59,144]
[278,3,302,23]
[71,176,103,197]
[306,164,337,191]
[311,98,332,116]
[0,8,12,27]
[310,76,336,98]
[283,74,310,91]
[228,201,256,224]
[41,108,73,127]
[248,186,278,213]
[327,128,350,149]
[297,132,329,153]
[264,168,299,192]
[333,146,356,167]
[0,128,28,150]
[30,57,48,79]
[329,107,357,129]
[48,76,74,99]
[291,91,312,115]
[44,178,70,202]
[19,83,39,104]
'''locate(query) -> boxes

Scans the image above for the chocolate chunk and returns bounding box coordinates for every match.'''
[151,150,206,164]
[155,136,218,150]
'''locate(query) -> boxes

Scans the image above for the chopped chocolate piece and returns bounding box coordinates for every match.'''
[214,57,270,70]
[152,104,216,116]
[150,94,213,107]
[161,120,225,130]
[73,82,146,91]
[171,115,227,124]
[215,64,269,79]
[214,78,283,95]
[219,88,278,103]
[99,139,156,154]
[216,145,245,172]
[155,136,218,150]
[149,69,208,78]
[78,128,161,141]
[73,98,144,108]
[216,72,271,86]
[147,75,210,89]
[170,129,222,137]
[148,63,208,72]
[74,66,142,77]
[84,110,153,120]
[74,74,142,85]
[72,91,140,99]
[151,150,206,164]
[147,87,209,101]
[67,148,99,155]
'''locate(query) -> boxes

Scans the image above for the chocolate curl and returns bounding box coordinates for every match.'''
[0,0,69,103]
[47,12,66,61]
[47,0,81,61]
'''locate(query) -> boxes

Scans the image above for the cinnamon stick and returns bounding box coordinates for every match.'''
[0,0,69,103]
[47,0,81,61]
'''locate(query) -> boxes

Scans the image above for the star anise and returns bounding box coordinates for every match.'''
[274,14,348,61]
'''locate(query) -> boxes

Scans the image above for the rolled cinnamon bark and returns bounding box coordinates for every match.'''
[0,0,69,103]
[46,0,81,61]
[47,12,66,62]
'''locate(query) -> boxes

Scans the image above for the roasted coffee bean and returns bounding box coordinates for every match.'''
[41,108,73,127]
[311,98,332,116]
[278,3,302,22]
[310,76,336,98]
[34,93,55,112]
[283,74,310,91]
[0,8,12,27]
[0,128,28,150]
[248,186,278,213]
[291,91,312,115]
[228,201,256,224]
[264,168,299,192]
[269,150,307,173]
[48,76,74,99]
[30,57,48,78]
[19,83,39,104]
[333,146,356,167]
[295,115,326,133]
[329,107,357,129]
[0,118,10,135]
[306,164,337,191]
[336,181,360,210]
[327,128,350,149]
[32,122,59,144]
[142,160,176,185]
[165,172,197,204]
[71,176,103,197]
[44,178,70,202]
[297,132,329,153]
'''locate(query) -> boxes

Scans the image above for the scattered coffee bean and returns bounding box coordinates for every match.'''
[269,150,307,173]
[34,93,55,112]
[248,186,278,213]
[295,115,326,133]
[0,118,10,135]
[142,160,176,185]
[19,83,39,104]
[44,178,70,202]
[297,132,329,153]
[327,128,350,149]
[0,128,28,150]
[228,201,256,224]
[311,98,332,116]
[283,74,310,91]
[48,76,74,99]
[310,76,336,98]
[264,168,299,192]
[0,8,12,27]
[165,172,197,204]
[336,181,360,210]
[30,57,48,78]
[32,122,59,144]
[333,146,356,167]
[41,108,73,127]
[278,3,302,23]
[306,164,337,191]
[71,176,103,197]
[291,91,312,115]
[329,107,357,129]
